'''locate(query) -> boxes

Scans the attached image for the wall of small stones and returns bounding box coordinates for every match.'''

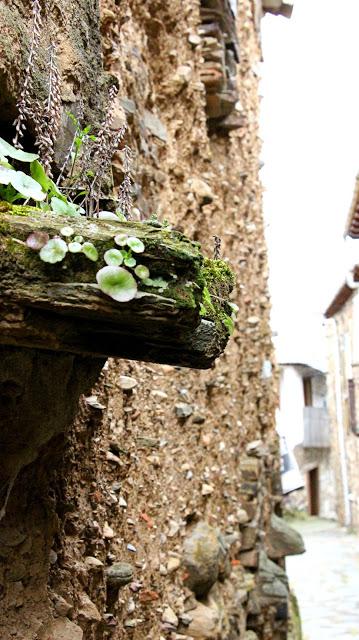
[0,1,304,639]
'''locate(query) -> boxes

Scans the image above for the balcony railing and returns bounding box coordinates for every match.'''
[303,407,331,448]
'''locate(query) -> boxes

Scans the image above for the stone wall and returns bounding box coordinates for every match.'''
[326,300,359,530]
[0,1,303,639]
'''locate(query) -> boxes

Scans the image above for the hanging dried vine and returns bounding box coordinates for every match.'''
[13,0,43,149]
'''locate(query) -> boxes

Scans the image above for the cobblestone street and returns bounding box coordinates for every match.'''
[286,518,359,639]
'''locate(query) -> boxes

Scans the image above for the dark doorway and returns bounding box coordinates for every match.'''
[308,467,319,515]
[303,376,313,406]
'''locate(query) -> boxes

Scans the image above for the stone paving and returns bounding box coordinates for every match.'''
[286,517,359,639]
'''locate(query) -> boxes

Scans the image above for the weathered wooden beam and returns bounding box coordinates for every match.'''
[0,203,235,368]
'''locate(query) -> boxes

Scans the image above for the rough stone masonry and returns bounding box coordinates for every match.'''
[0,1,304,639]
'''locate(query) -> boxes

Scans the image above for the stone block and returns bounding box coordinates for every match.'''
[239,549,258,568]
[240,502,259,521]
[246,440,268,458]
[266,515,305,559]
[240,457,261,480]
[241,524,257,551]
[256,551,289,608]
[179,600,221,638]
[239,482,259,500]
[182,522,227,597]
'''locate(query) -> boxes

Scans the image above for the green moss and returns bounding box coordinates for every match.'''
[288,590,303,640]
[196,258,236,335]
[201,257,236,292]
[0,201,40,218]
[161,281,198,309]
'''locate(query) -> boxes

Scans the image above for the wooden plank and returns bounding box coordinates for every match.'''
[0,203,235,368]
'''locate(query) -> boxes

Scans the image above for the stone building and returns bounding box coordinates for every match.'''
[277,361,335,518]
[0,1,303,640]
[324,177,359,530]
[325,264,359,529]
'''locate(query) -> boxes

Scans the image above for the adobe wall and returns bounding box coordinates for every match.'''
[0,2,299,639]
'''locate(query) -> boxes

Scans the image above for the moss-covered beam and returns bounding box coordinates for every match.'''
[0,203,235,368]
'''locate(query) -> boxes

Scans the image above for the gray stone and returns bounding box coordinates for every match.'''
[85,556,104,570]
[237,508,250,525]
[257,551,289,604]
[266,514,305,559]
[175,403,193,418]
[143,110,168,142]
[246,439,267,457]
[119,98,137,115]
[105,562,134,588]
[182,522,227,596]
[119,375,138,390]
[241,524,257,551]
[247,588,261,615]
[262,580,288,598]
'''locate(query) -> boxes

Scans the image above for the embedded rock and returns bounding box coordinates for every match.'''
[246,440,268,458]
[182,522,227,597]
[179,600,221,638]
[241,524,257,551]
[175,402,194,418]
[78,593,101,623]
[266,514,305,559]
[239,549,258,568]
[248,551,289,619]
[105,562,134,588]
[143,110,168,142]
[162,605,178,627]
[38,618,83,640]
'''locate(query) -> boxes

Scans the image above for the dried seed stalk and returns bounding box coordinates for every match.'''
[88,124,127,216]
[87,85,127,214]
[33,43,62,176]
[96,84,118,142]
[118,145,133,219]
[213,235,222,260]
[57,100,84,185]
[13,0,43,148]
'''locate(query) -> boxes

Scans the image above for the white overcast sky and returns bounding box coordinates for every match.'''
[260,0,359,365]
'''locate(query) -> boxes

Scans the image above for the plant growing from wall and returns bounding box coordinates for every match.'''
[9,0,131,218]
[25,224,168,302]
[2,1,238,334]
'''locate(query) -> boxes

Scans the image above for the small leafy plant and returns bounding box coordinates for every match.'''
[26,227,168,303]
[0,135,86,215]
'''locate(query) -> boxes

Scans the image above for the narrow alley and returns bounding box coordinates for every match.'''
[286,518,359,639]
